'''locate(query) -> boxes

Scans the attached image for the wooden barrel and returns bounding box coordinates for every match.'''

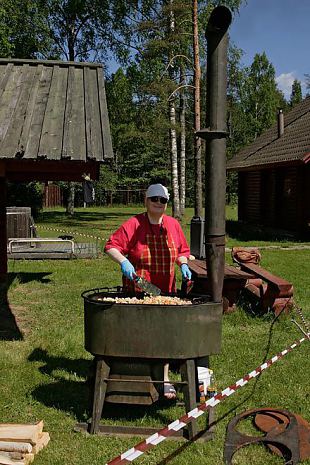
[6,207,32,239]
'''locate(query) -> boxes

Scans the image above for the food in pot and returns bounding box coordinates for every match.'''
[96,295,193,305]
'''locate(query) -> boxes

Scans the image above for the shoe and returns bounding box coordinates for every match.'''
[164,383,177,400]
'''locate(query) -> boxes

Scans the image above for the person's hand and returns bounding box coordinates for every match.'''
[181,263,192,280]
[120,259,136,280]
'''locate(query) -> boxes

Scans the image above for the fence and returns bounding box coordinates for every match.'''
[43,185,146,208]
[95,189,145,206]
[43,184,63,207]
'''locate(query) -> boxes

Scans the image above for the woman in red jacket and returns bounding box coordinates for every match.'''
[105,183,192,398]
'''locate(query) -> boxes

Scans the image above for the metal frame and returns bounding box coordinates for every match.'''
[7,237,75,254]
[76,356,215,442]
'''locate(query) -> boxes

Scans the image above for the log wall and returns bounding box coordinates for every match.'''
[238,165,309,237]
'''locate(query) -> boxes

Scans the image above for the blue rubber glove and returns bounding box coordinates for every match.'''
[120,259,136,280]
[181,263,192,280]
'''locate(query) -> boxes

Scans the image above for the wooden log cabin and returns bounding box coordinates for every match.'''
[0,58,113,282]
[227,98,310,238]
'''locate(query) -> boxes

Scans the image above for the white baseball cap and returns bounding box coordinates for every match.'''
[146,183,170,200]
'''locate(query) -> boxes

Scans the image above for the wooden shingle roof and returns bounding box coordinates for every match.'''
[227,96,310,171]
[0,58,113,162]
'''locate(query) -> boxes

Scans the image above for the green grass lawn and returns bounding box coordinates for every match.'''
[36,205,309,249]
[1,206,309,465]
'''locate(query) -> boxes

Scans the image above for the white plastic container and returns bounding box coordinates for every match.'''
[197,366,211,395]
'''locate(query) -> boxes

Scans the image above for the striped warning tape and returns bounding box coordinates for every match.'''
[296,307,310,334]
[106,332,310,465]
[37,225,104,242]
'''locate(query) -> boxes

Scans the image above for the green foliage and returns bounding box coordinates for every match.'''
[290,79,302,107]
[7,182,43,217]
[227,44,249,154]
[106,65,171,189]
[0,0,51,58]
[36,0,111,61]
[226,50,289,198]
[0,2,14,56]
[0,0,293,212]
[0,0,113,61]
[242,52,285,141]
[227,51,287,147]
[93,164,119,205]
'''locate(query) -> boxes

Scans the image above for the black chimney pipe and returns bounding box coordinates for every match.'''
[277,108,284,137]
[197,6,232,303]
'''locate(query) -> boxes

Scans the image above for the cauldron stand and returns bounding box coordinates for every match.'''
[77,288,223,441]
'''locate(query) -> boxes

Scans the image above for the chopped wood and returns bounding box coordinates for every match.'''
[0,450,23,461]
[0,451,34,465]
[32,432,50,454]
[0,443,32,454]
[0,422,43,445]
[0,421,49,463]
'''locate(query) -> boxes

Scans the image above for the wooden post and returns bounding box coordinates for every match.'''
[0,167,7,283]
[89,356,110,434]
[180,359,198,439]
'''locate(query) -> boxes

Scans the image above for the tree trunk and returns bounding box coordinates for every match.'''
[65,22,76,216]
[0,174,7,280]
[192,0,203,217]
[67,182,75,216]
[179,66,186,217]
[169,0,180,219]
[169,100,180,218]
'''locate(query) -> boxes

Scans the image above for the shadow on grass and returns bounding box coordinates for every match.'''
[153,312,284,465]
[226,219,297,242]
[28,348,180,425]
[100,398,184,426]
[33,379,90,420]
[0,280,23,341]
[0,272,52,341]
[28,348,89,378]
[7,271,52,286]
[38,210,135,225]
[29,348,90,420]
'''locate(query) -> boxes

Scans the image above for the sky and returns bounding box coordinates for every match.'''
[229,0,310,99]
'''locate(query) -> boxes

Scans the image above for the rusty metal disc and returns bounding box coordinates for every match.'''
[254,409,310,461]
[224,408,300,464]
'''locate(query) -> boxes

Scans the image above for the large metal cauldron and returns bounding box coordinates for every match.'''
[82,287,223,359]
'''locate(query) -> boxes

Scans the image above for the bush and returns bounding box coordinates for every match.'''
[7,182,43,218]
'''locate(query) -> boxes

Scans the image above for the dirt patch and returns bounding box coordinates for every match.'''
[9,304,33,336]
[0,299,33,340]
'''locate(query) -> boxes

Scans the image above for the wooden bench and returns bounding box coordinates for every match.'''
[188,260,259,313]
[237,262,294,316]
[188,259,294,315]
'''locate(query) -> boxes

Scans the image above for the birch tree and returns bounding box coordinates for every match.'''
[179,64,186,216]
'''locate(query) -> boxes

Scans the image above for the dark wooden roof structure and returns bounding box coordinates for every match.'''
[0,57,113,283]
[227,96,310,171]
[0,58,113,181]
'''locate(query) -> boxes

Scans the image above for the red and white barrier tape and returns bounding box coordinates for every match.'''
[106,332,309,465]
[37,226,104,242]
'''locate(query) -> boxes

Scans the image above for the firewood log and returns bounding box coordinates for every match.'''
[32,432,50,454]
[0,422,43,445]
[0,443,32,454]
[0,451,34,465]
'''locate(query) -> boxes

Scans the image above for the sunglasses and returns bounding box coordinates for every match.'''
[148,196,168,204]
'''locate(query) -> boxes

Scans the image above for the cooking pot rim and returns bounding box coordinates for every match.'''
[81,287,212,306]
